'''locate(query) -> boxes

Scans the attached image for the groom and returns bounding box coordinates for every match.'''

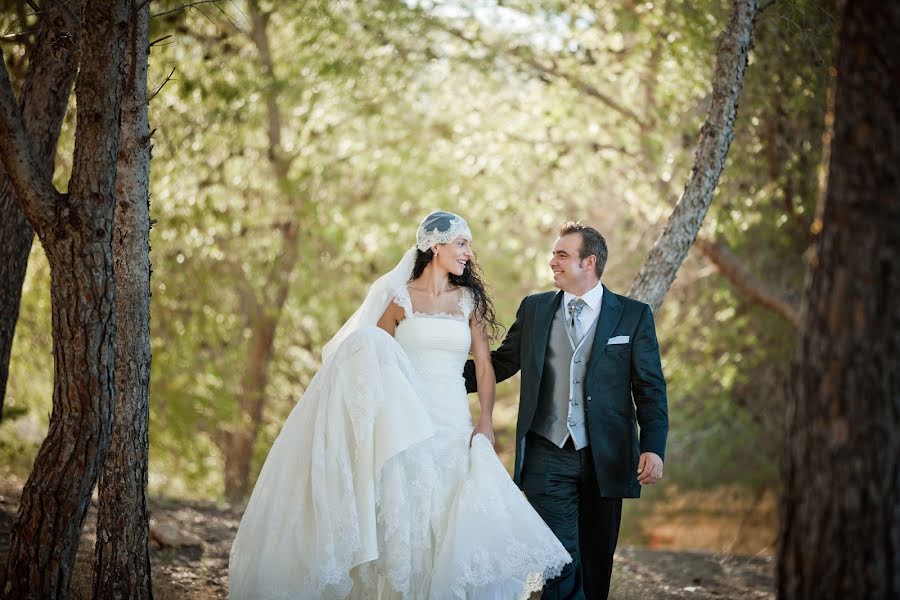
[464,222,668,600]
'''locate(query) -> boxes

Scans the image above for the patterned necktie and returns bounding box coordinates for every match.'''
[567,297,587,343]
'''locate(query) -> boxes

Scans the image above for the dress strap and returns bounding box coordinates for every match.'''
[392,284,414,318]
[459,287,476,322]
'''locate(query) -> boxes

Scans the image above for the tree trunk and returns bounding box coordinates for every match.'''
[92,2,153,598]
[224,315,279,502]
[222,227,300,502]
[628,0,758,311]
[0,0,82,415]
[221,1,304,502]
[0,1,131,596]
[0,181,34,414]
[776,1,900,598]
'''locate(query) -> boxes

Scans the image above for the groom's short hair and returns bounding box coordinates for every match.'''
[559,222,608,279]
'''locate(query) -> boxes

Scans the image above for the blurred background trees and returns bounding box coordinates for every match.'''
[1,0,835,553]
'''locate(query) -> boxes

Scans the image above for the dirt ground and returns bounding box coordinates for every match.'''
[0,486,773,599]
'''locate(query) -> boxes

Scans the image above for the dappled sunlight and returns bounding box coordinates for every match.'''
[0,0,868,597]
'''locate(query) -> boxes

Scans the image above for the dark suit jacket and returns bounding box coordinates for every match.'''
[464,286,668,498]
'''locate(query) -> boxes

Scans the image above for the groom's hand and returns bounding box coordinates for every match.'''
[637,452,663,485]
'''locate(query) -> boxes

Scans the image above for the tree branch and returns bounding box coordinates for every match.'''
[147,65,175,102]
[221,255,261,324]
[694,237,800,329]
[150,0,220,20]
[521,53,650,128]
[246,0,289,180]
[628,0,759,312]
[0,0,85,410]
[149,34,173,47]
[638,35,678,205]
[264,220,301,313]
[0,53,60,229]
[0,31,39,45]
[503,131,637,157]
[438,23,649,130]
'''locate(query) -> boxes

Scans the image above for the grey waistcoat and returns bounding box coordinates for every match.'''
[530,299,599,449]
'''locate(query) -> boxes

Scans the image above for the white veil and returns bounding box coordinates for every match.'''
[320,210,472,364]
[320,246,417,364]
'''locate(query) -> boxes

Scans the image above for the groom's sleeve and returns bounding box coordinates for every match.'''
[463,297,525,393]
[631,303,669,460]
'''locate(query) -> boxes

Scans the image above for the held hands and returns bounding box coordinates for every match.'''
[637,452,663,485]
[470,416,495,448]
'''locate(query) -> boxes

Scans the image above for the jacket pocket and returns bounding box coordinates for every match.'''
[605,343,630,353]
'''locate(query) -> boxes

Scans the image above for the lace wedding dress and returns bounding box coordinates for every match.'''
[229,285,570,599]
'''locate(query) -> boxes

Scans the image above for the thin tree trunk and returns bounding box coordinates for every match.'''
[224,314,279,502]
[777,1,900,598]
[0,1,131,596]
[0,181,34,414]
[628,0,758,311]
[0,0,82,415]
[222,223,300,502]
[92,2,153,598]
[221,1,304,502]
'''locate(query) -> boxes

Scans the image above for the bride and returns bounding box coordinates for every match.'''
[229,211,570,599]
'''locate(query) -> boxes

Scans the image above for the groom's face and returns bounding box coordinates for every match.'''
[550,233,594,293]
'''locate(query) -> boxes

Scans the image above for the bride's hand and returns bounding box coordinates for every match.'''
[470,417,495,447]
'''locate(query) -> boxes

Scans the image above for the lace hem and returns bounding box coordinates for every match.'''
[229,326,571,600]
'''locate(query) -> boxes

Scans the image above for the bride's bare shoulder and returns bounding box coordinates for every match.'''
[377,299,406,335]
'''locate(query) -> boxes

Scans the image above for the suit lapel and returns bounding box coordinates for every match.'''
[587,286,623,372]
[531,290,562,372]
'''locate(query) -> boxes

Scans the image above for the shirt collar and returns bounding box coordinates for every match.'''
[563,281,603,311]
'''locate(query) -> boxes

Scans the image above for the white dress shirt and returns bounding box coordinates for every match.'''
[563,281,603,333]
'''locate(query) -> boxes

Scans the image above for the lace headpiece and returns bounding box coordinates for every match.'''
[322,210,472,362]
[415,211,472,252]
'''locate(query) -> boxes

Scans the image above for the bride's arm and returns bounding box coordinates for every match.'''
[376,301,404,336]
[470,314,496,446]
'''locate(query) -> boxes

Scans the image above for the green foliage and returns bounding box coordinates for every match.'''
[0,246,52,479]
[1,0,834,505]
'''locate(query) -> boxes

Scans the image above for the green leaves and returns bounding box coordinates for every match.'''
[0,0,833,501]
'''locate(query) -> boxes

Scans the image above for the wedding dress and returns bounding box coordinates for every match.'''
[229,284,570,599]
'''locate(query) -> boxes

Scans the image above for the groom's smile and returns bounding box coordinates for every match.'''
[550,233,597,295]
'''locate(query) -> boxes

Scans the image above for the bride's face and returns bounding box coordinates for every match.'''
[434,236,474,276]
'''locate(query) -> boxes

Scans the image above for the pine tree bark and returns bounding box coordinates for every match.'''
[92,2,153,598]
[628,0,758,311]
[776,1,900,598]
[0,0,82,415]
[0,1,131,596]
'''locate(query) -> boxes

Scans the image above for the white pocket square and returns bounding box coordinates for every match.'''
[607,336,630,345]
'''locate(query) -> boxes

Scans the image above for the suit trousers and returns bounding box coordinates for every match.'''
[520,432,622,600]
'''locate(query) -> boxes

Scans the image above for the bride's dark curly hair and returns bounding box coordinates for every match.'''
[410,249,504,342]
